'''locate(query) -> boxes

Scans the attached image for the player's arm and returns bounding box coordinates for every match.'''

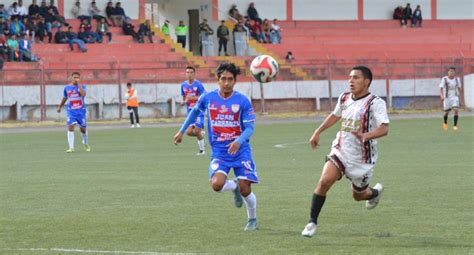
[353,123,389,143]
[439,87,444,100]
[78,84,86,97]
[228,121,254,155]
[173,107,201,145]
[56,97,67,113]
[309,114,340,149]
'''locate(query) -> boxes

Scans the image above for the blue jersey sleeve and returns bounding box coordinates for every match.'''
[195,92,208,113]
[180,83,184,97]
[198,82,206,95]
[241,96,256,123]
[63,86,67,98]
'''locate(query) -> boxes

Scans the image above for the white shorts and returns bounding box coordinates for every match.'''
[443,97,459,111]
[327,149,374,193]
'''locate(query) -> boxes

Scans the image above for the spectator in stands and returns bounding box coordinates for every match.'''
[79,19,101,42]
[249,19,264,43]
[105,1,116,26]
[66,26,87,52]
[10,16,26,36]
[0,34,8,61]
[228,4,242,21]
[247,2,262,24]
[71,0,92,24]
[110,2,126,27]
[22,17,36,43]
[78,26,96,43]
[89,1,108,25]
[270,18,281,44]
[17,0,29,20]
[54,26,68,44]
[412,5,422,27]
[285,51,294,63]
[35,15,49,43]
[96,18,112,43]
[262,19,271,43]
[47,0,69,26]
[7,34,22,61]
[393,6,405,27]
[8,2,21,20]
[402,3,412,27]
[122,18,139,42]
[138,19,154,44]
[44,7,65,35]
[29,0,41,19]
[175,20,188,48]
[217,20,230,56]
[19,33,38,61]
[0,4,10,21]
[0,17,7,36]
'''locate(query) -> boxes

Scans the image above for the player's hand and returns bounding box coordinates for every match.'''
[173,132,183,145]
[351,131,367,143]
[227,141,241,155]
[309,132,320,149]
[56,107,61,113]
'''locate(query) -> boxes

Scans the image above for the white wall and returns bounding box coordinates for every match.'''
[437,0,473,19]
[217,0,286,21]
[293,0,357,20]
[464,74,473,108]
[364,0,431,20]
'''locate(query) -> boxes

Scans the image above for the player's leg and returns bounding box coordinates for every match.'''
[443,98,451,131]
[185,126,196,137]
[127,106,135,128]
[78,117,90,152]
[209,159,237,194]
[194,115,206,155]
[133,107,140,127]
[453,104,459,130]
[302,158,342,237]
[66,124,76,152]
[234,158,259,231]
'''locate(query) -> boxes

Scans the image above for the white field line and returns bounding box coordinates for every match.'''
[3,248,202,255]
[274,141,307,148]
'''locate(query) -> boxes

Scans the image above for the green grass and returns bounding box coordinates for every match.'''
[1,117,473,254]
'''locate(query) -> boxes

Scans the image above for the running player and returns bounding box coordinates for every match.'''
[181,66,206,155]
[440,67,463,131]
[56,72,91,153]
[301,66,389,237]
[174,63,259,231]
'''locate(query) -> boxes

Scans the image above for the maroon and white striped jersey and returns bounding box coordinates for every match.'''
[331,92,389,165]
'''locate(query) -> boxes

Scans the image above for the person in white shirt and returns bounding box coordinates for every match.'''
[301,66,389,238]
[439,67,463,131]
[71,0,91,24]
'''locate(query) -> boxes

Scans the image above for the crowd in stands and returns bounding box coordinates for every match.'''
[393,3,422,28]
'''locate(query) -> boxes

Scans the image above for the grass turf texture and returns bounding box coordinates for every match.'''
[1,117,473,254]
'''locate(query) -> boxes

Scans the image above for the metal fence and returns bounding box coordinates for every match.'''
[0,58,472,122]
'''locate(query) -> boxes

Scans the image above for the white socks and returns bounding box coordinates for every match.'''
[67,131,74,149]
[197,139,205,151]
[81,131,88,145]
[219,180,237,192]
[244,192,257,219]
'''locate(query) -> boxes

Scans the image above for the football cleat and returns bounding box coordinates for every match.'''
[131,124,135,128]
[233,180,243,208]
[84,144,91,152]
[196,150,206,156]
[453,126,458,131]
[442,123,448,131]
[301,222,317,237]
[244,218,258,231]
[66,148,74,153]
[136,123,141,128]
[366,183,384,209]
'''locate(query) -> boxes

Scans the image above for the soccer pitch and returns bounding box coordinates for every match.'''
[1,117,473,254]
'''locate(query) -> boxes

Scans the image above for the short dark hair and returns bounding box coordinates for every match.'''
[449,67,456,71]
[185,66,195,72]
[216,62,241,79]
[71,71,80,77]
[352,65,372,86]
[126,82,132,87]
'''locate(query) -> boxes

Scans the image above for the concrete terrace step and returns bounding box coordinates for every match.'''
[33,43,173,53]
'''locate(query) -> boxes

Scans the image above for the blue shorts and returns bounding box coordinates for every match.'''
[192,114,205,129]
[208,152,259,183]
[67,114,87,128]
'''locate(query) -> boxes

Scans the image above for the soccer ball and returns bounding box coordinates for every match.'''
[250,55,279,83]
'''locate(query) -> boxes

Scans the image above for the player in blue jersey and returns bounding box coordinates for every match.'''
[181,66,207,155]
[56,72,91,153]
[174,63,259,231]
